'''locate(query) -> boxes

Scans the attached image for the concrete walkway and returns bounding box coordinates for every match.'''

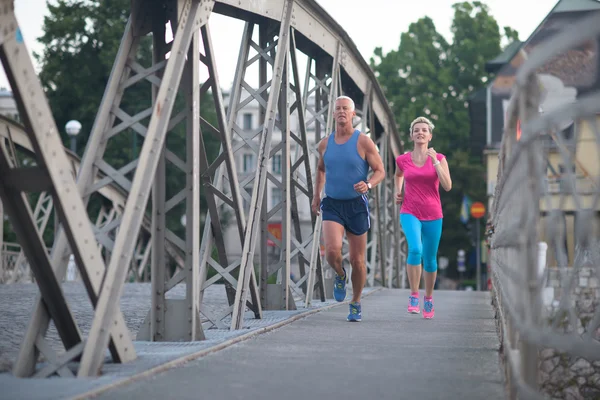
[96,289,506,400]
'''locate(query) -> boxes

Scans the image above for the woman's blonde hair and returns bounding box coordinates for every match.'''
[410,116,435,134]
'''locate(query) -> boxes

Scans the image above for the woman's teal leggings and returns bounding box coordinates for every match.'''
[400,213,443,273]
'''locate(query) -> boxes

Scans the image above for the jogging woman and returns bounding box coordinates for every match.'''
[395,116,452,319]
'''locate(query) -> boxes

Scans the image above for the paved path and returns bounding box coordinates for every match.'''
[0,282,229,372]
[96,289,506,400]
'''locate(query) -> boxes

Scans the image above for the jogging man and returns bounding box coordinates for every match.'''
[311,95,385,322]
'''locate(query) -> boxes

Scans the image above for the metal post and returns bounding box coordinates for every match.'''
[193,21,263,330]
[77,0,214,376]
[286,31,323,300]
[150,14,167,343]
[280,48,292,310]
[520,74,543,395]
[486,84,492,146]
[305,47,341,305]
[2,5,136,377]
[231,0,294,329]
[0,199,3,273]
[259,23,270,309]
[476,219,481,291]
[183,28,202,340]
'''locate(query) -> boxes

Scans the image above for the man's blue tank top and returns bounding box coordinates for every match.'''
[323,130,369,200]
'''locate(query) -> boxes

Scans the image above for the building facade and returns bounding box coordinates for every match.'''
[221,89,319,268]
[471,0,600,267]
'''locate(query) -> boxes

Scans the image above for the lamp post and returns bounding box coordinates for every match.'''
[65,120,82,154]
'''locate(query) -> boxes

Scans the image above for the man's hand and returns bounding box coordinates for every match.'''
[311,196,321,215]
[353,181,370,194]
[395,191,403,205]
[426,147,438,162]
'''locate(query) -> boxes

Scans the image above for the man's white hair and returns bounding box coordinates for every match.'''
[335,95,355,111]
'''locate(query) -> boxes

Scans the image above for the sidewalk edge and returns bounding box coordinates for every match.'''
[71,287,384,400]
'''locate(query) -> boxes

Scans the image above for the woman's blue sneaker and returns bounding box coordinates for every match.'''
[347,302,362,322]
[333,268,347,302]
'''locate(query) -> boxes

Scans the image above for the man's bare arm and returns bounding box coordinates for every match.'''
[363,136,385,188]
[311,139,327,214]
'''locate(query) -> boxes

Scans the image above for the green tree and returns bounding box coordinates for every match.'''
[503,26,520,45]
[371,1,519,277]
[33,0,221,244]
[372,17,452,149]
[35,0,137,155]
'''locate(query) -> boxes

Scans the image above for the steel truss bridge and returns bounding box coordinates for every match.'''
[0,0,405,378]
[2,2,599,399]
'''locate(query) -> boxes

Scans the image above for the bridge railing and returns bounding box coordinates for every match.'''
[488,12,600,399]
[1,242,21,283]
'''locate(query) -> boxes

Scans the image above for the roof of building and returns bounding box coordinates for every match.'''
[485,0,600,74]
[484,41,523,74]
[554,0,600,12]
[0,89,13,98]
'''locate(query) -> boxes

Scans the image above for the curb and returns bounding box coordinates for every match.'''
[71,287,384,400]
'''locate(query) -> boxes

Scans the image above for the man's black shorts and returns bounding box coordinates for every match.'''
[320,195,371,236]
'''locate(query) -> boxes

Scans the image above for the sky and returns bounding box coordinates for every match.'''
[0,0,560,91]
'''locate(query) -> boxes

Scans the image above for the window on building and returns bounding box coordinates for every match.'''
[243,153,255,173]
[272,154,282,175]
[243,113,253,130]
[271,187,283,208]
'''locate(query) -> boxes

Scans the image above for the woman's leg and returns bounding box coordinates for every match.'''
[400,214,423,312]
[421,218,443,318]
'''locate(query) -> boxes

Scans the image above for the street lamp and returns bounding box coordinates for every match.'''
[65,120,82,154]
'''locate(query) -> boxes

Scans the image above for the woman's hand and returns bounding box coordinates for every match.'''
[395,191,403,205]
[426,147,438,162]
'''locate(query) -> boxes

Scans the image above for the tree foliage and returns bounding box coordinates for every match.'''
[371,1,519,276]
[36,0,134,150]
[33,0,220,242]
[503,26,520,46]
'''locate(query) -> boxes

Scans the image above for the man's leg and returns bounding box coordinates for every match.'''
[343,195,370,322]
[322,220,345,277]
[346,231,367,303]
[322,220,347,302]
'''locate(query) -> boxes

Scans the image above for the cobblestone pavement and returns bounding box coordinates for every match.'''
[0,282,230,373]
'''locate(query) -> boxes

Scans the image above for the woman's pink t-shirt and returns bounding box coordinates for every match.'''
[396,152,445,221]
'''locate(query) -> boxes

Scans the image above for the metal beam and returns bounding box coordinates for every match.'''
[0,145,82,353]
[1,6,136,377]
[77,0,214,376]
[231,0,294,329]
[305,44,340,306]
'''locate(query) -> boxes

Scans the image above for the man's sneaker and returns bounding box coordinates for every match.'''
[407,294,420,314]
[423,297,435,319]
[347,302,362,322]
[333,268,347,302]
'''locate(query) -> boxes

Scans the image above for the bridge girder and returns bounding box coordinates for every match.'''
[0,0,404,377]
